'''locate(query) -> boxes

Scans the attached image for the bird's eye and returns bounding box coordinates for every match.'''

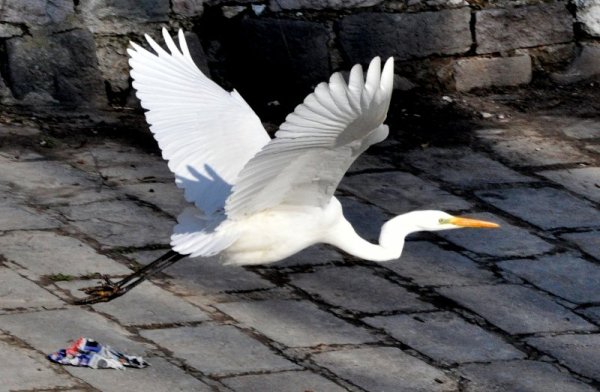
[439,218,449,224]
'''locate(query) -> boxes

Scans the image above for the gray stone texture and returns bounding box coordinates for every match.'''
[277,244,344,267]
[141,324,298,375]
[459,360,597,392]
[576,0,600,37]
[453,55,533,92]
[172,0,204,16]
[0,0,74,27]
[217,299,377,347]
[313,347,457,392]
[561,231,600,259]
[222,371,347,392]
[0,267,63,311]
[0,22,23,38]
[79,0,170,34]
[438,284,594,334]
[386,241,497,286]
[271,0,382,11]
[0,198,61,231]
[499,255,600,304]
[120,182,188,218]
[558,118,600,139]
[552,43,600,84]
[476,187,600,230]
[365,312,524,364]
[527,334,600,381]
[290,266,434,313]
[539,167,600,203]
[476,2,573,54]
[339,9,472,63]
[339,195,390,242]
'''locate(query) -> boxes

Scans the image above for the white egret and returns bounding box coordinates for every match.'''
[78,29,498,304]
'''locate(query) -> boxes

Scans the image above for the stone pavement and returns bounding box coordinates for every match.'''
[0,96,599,391]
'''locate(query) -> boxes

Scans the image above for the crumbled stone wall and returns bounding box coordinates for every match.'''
[0,0,597,111]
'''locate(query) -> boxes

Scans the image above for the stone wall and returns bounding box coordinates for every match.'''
[0,0,598,112]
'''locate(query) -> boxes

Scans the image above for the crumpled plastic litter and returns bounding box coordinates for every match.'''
[47,337,149,369]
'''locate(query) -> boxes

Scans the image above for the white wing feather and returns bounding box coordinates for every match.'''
[129,28,270,215]
[226,57,394,218]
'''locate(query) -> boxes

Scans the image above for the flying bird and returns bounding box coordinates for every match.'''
[78,29,498,304]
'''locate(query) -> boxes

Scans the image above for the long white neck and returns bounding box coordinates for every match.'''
[325,215,416,262]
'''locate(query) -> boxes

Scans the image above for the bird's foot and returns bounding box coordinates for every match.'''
[74,276,125,305]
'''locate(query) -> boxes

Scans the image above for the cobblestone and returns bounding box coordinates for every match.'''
[539,167,600,203]
[0,267,63,311]
[560,231,600,259]
[0,199,61,231]
[221,370,347,392]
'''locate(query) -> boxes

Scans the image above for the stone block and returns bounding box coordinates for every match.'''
[499,255,600,304]
[141,324,298,375]
[0,267,63,312]
[270,0,382,10]
[312,347,456,392]
[527,334,600,381]
[222,371,347,392]
[217,299,377,347]
[0,0,74,27]
[580,306,600,324]
[5,29,105,106]
[552,43,600,84]
[94,35,133,94]
[340,171,471,215]
[365,312,525,364]
[338,196,390,242]
[406,146,535,186]
[438,212,553,257]
[453,55,532,91]
[561,231,600,260]
[476,2,573,54]
[120,182,188,218]
[437,284,594,334]
[277,244,343,267]
[0,199,60,231]
[290,266,434,313]
[339,9,472,63]
[476,187,600,230]
[172,0,204,16]
[558,118,600,139]
[575,0,600,37]
[79,0,170,34]
[459,360,597,392]
[0,22,23,38]
[386,241,497,286]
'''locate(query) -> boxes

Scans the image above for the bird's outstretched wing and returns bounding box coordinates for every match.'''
[226,57,394,218]
[129,28,270,215]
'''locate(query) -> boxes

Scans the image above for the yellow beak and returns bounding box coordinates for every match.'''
[449,216,500,228]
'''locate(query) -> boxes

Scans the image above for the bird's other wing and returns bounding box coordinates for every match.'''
[129,28,271,215]
[226,57,394,218]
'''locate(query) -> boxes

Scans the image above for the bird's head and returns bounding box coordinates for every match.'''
[393,210,500,233]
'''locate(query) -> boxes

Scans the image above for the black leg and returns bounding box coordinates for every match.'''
[74,250,185,305]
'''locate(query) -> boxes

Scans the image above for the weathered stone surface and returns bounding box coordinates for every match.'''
[556,117,600,139]
[120,182,188,218]
[340,171,471,214]
[141,324,298,375]
[552,43,600,84]
[313,347,456,392]
[6,29,105,106]
[222,371,347,392]
[290,266,434,313]
[0,231,131,279]
[277,244,344,267]
[0,0,74,27]
[0,267,63,311]
[527,334,600,381]
[438,212,553,257]
[540,167,600,203]
[476,2,573,54]
[79,0,170,34]
[561,231,600,260]
[386,241,497,286]
[406,146,535,186]
[575,0,600,37]
[69,356,212,391]
[365,312,524,364]
[338,196,389,242]
[339,9,471,63]
[94,35,133,94]
[217,300,377,347]
[0,199,61,231]
[0,22,23,37]
[438,284,594,334]
[453,55,532,91]
[172,0,204,16]
[580,306,600,324]
[500,255,600,304]
[58,200,174,248]
[270,0,382,10]
[459,360,597,392]
[0,336,75,391]
[476,187,600,230]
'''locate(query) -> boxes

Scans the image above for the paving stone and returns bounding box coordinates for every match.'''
[557,118,600,139]
[141,324,298,376]
[339,9,471,63]
[120,182,188,217]
[340,171,471,214]
[271,0,382,11]
[0,230,130,279]
[277,244,344,267]
[0,198,60,231]
[561,231,600,260]
[476,187,600,230]
[386,241,497,286]
[313,346,456,392]
[459,360,597,392]
[290,266,434,313]
[0,308,150,354]
[527,334,600,381]
[539,167,600,203]
[58,200,173,248]
[499,255,600,304]
[406,147,534,186]
[339,195,390,242]
[438,284,595,334]
[586,144,600,154]
[217,299,377,347]
[0,336,76,391]
[222,370,346,392]
[365,312,525,364]
[453,55,533,91]
[438,212,553,257]
[552,43,600,84]
[347,151,395,174]
[580,306,600,324]
[476,2,573,54]
[68,356,213,391]
[0,267,63,312]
